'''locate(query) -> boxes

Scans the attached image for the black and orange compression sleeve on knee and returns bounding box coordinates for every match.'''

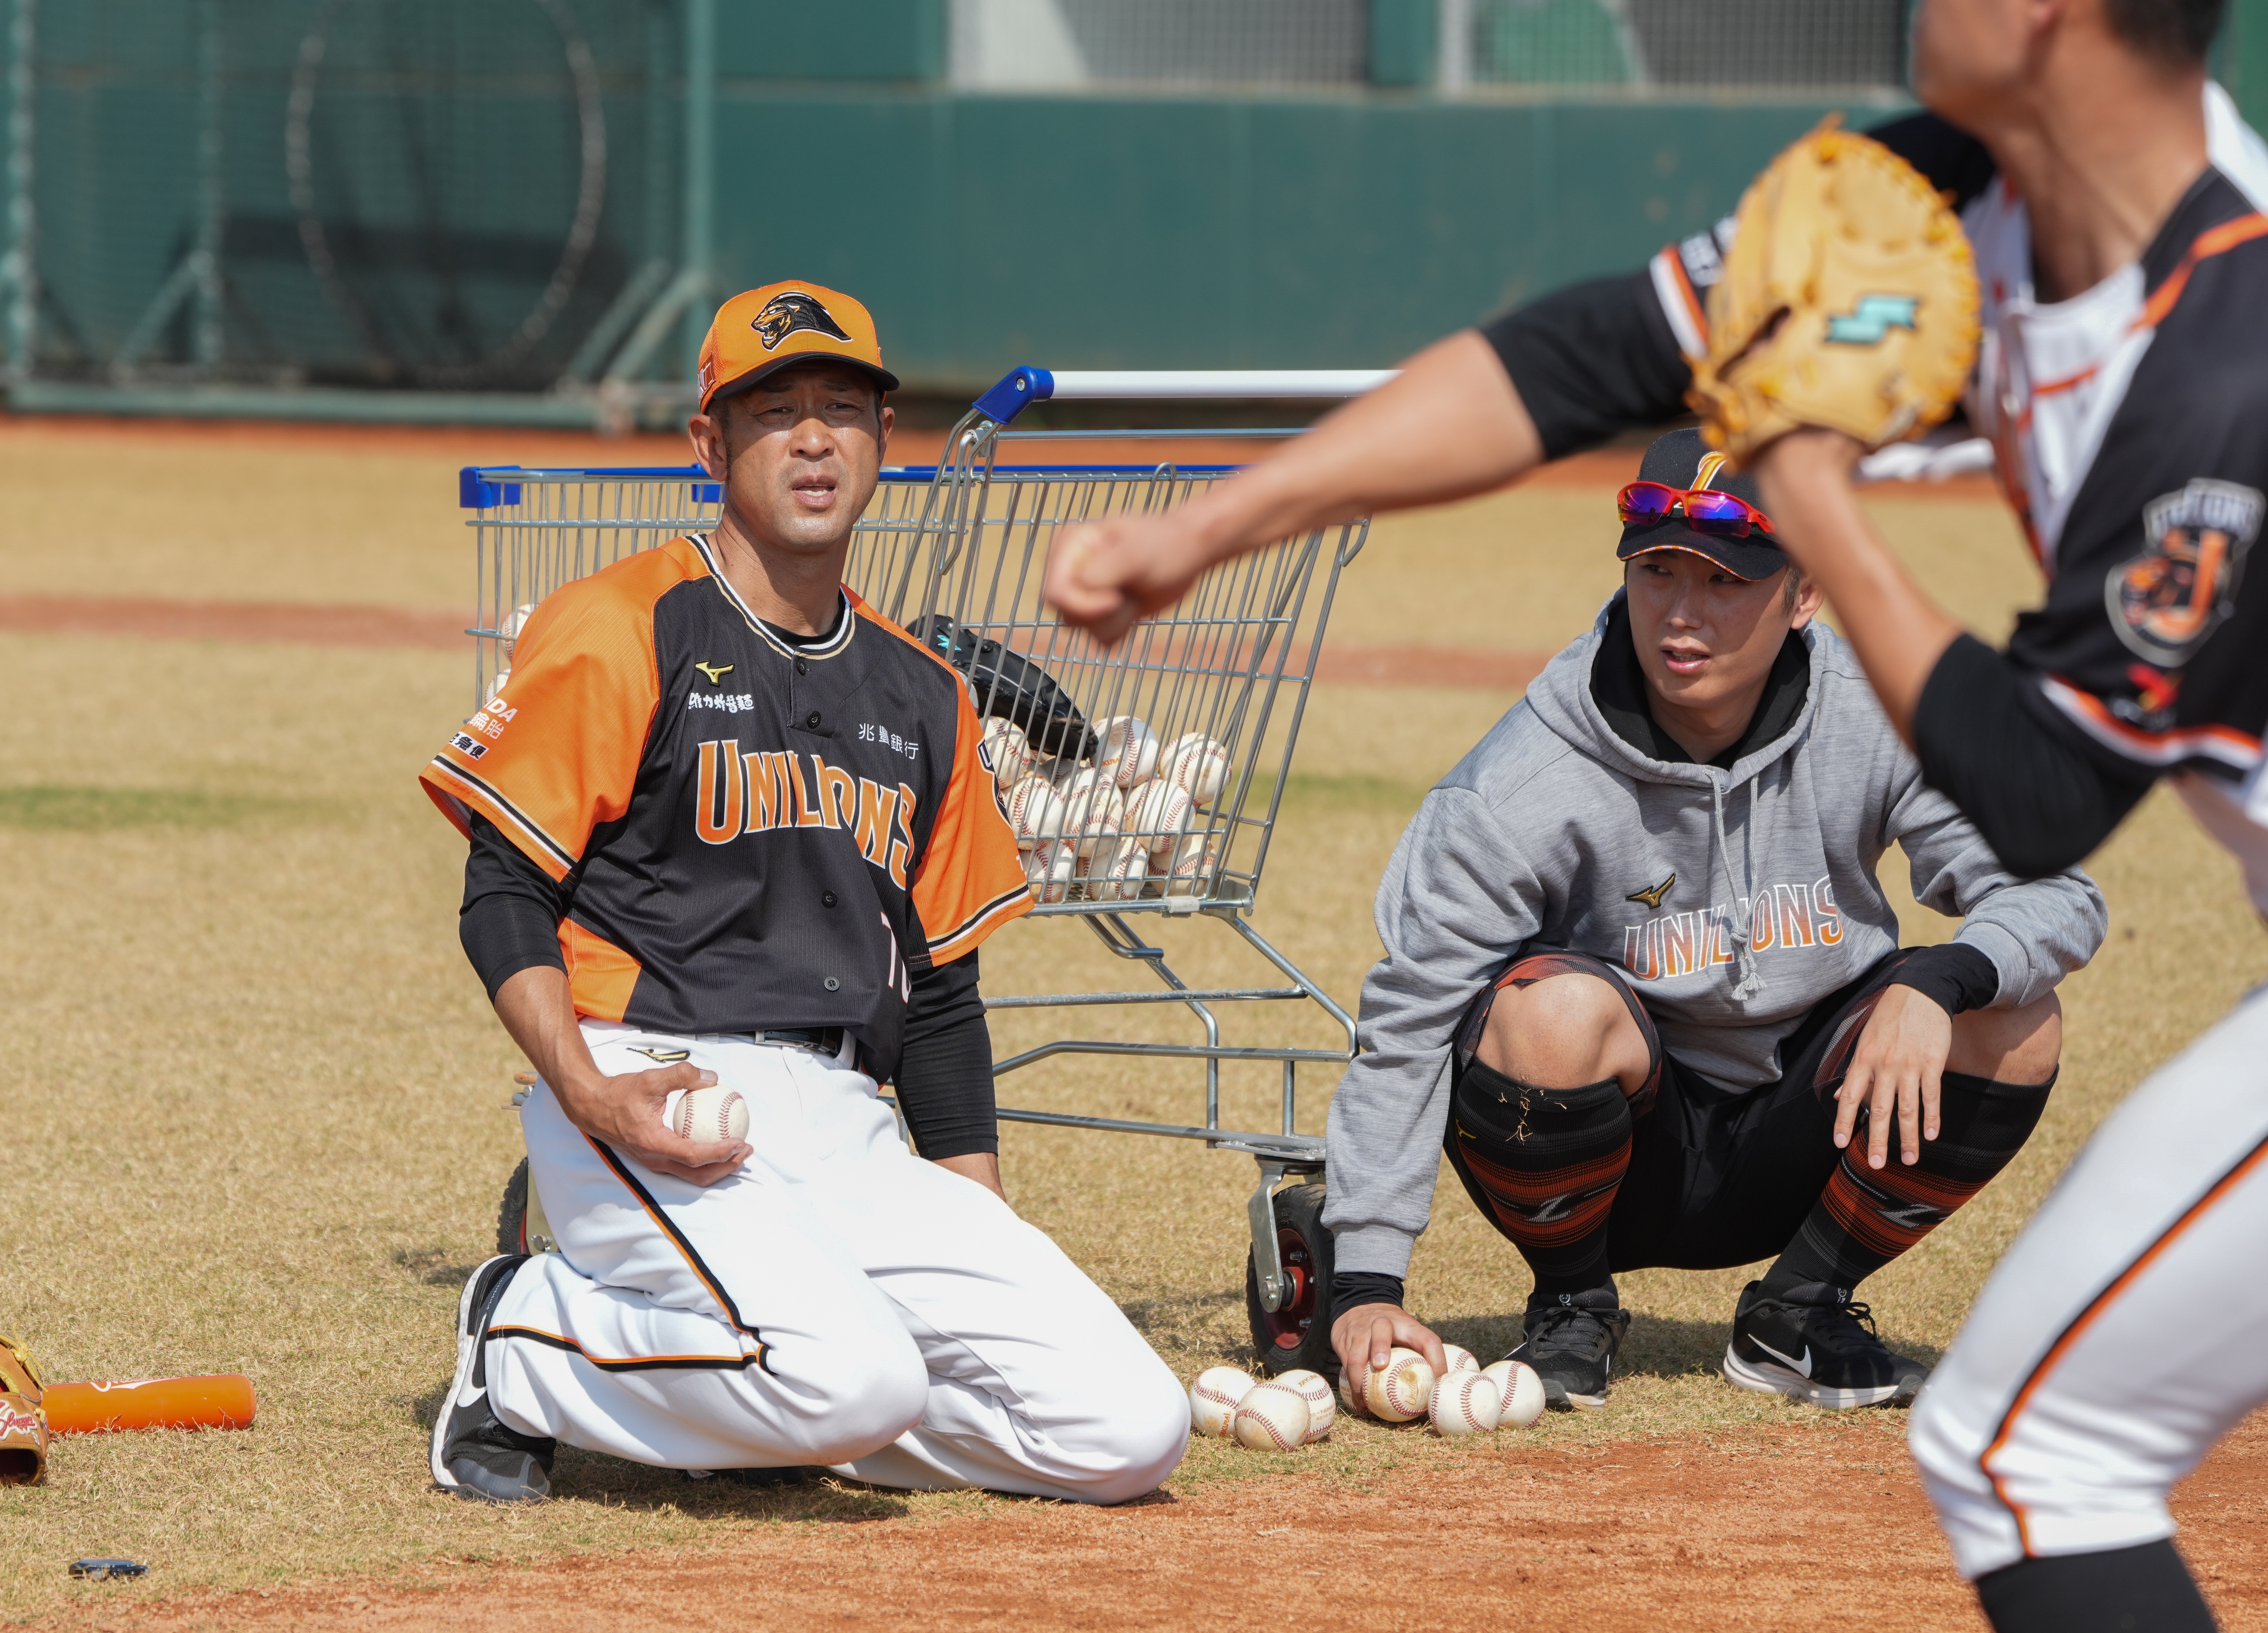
[1446,1062,1632,1298]
[1769,1069,2056,1295]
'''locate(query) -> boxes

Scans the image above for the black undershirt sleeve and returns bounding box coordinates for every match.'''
[459,813,568,1000]
[1915,635,2156,878]
[1482,272,1694,462]
[1886,942,2001,1018]
[894,952,999,1161]
[1332,1271,1407,1321]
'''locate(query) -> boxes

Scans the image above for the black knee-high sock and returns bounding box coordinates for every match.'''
[1975,1539,2216,1633]
[1445,1059,1631,1299]
[1764,1069,2055,1296]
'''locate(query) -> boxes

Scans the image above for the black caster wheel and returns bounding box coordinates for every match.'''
[497,1157,531,1257]
[1245,1180,1335,1377]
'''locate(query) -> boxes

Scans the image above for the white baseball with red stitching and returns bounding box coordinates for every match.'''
[1368,1347,1435,1423]
[1429,1370,1502,1437]
[1231,1384,1311,1452]
[1272,1368,1336,1443]
[1481,1359,1548,1429]
[1189,1366,1255,1439]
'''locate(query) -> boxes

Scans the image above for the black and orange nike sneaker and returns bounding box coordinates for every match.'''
[1721,1280,1928,1409]
[431,1254,556,1502]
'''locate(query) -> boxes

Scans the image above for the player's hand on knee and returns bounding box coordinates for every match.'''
[1330,1304,1446,1384]
[552,1061,751,1186]
[1834,984,1949,1170]
[1043,513,1207,645]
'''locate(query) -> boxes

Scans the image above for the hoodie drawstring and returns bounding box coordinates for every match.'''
[1711,771,1768,1003]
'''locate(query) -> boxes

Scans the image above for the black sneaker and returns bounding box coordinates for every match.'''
[431,1254,557,1502]
[1722,1280,1930,1410]
[1507,1289,1632,1411]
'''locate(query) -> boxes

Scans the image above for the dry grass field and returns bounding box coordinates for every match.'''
[0,418,2261,1627]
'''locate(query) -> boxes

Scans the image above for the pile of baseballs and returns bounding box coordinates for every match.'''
[997,714,1231,906]
[1188,1365,1336,1452]
[1335,1344,1547,1437]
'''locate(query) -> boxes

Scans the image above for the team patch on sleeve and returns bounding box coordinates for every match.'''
[2106,479,2262,667]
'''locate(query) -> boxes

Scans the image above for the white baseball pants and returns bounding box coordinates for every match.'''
[1911,985,2268,1578]
[484,1022,1189,1504]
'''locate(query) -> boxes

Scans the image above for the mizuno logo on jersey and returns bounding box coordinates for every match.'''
[1621,878,1844,981]
[1627,873,1676,910]
[694,740,919,889]
[1824,294,1920,345]
[694,661,735,684]
[2109,478,2263,666]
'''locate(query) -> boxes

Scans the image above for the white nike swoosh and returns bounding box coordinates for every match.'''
[455,1379,486,1409]
[1752,1337,1812,1378]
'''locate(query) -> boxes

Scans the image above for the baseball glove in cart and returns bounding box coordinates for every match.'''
[0,1333,48,1485]
[1688,118,1981,465]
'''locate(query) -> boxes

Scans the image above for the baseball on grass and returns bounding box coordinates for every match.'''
[1272,1368,1336,1443]
[1429,1370,1502,1437]
[1231,1383,1312,1453]
[1366,1347,1436,1424]
[1189,1366,1256,1439]
[1096,716,1161,788]
[1160,732,1230,807]
[664,1085,748,1144]
[1005,775,1068,848]
[1441,1344,1479,1375]
[1337,1366,1373,1420]
[1480,1359,1548,1429]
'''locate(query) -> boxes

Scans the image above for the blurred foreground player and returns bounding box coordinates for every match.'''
[1325,430,2097,1413]
[1046,1,2268,1624]
[420,281,1186,1506]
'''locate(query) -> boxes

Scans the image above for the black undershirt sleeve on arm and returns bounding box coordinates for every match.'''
[1482,272,1695,462]
[459,813,568,1000]
[894,951,999,1161]
[1886,942,2001,1018]
[1914,635,2156,878]
[1331,1271,1408,1322]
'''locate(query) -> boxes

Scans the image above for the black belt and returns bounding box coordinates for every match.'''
[759,1027,844,1056]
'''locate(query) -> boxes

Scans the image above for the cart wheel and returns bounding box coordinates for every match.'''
[1245,1180,1335,1377]
[497,1157,530,1257]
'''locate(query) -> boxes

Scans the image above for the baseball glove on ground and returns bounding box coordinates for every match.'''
[0,1333,48,1485]
[1686,118,1980,465]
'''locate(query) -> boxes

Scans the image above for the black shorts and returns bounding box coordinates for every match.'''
[1444,946,1926,1272]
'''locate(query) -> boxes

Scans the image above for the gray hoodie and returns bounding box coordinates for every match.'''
[1322,595,2107,1279]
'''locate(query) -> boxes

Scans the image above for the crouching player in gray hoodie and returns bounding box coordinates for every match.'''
[1325,429,2107,1414]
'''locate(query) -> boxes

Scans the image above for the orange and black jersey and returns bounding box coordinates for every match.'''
[1484,111,2268,878]
[421,534,1029,1080]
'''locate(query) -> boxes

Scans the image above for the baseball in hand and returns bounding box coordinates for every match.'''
[1366,1347,1436,1424]
[1231,1383,1312,1452]
[1189,1366,1256,1439]
[1480,1359,1548,1429]
[664,1085,748,1144]
[1337,1366,1373,1421]
[1428,1370,1502,1437]
[1271,1368,1336,1443]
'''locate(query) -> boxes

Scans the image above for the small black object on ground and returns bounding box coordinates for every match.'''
[69,1558,148,1579]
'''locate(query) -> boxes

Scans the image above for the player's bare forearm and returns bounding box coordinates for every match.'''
[932,1151,1007,1204]
[1753,431,1962,743]
[490,966,749,1186]
[1330,1302,1448,1381]
[1044,330,1545,643]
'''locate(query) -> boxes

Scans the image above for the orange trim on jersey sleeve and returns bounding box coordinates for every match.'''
[559,919,643,1022]
[418,539,707,881]
[1656,244,1709,350]
[849,592,1033,962]
[2136,212,2268,331]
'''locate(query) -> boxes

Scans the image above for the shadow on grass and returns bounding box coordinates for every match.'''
[394,1245,483,1288]
[1427,1306,1945,1382]
[1119,1288,1244,1352]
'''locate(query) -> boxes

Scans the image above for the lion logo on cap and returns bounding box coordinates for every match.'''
[752,291,854,352]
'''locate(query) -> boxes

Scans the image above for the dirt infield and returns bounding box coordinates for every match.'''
[47,1414,2268,1633]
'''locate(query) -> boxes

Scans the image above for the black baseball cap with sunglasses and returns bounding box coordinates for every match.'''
[1615,427,1787,581]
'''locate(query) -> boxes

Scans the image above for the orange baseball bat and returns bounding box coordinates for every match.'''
[45,1374,256,1435]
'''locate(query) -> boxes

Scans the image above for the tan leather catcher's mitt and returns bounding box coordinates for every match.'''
[0,1334,47,1485]
[1687,118,1980,465]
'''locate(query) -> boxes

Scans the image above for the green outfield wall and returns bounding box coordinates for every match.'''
[8,0,2268,409]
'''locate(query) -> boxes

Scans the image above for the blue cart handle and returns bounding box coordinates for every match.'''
[972,367,1396,427]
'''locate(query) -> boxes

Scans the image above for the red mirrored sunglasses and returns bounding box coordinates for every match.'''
[1617,481,1775,538]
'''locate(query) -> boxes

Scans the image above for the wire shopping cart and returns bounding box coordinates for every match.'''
[470,367,1392,1376]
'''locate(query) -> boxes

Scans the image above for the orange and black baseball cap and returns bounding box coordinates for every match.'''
[697,280,901,413]
[1614,427,1788,581]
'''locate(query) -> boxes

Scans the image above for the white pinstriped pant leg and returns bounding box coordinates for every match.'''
[1910,988,2268,1578]
[483,1024,1187,1502]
